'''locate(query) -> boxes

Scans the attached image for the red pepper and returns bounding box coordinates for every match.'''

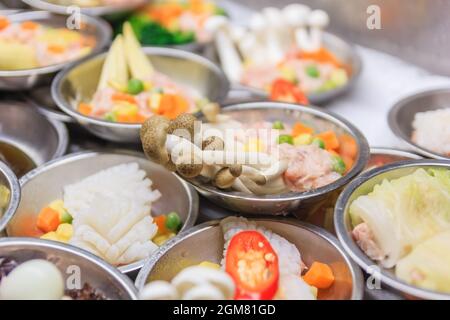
[270,78,309,105]
[225,230,279,300]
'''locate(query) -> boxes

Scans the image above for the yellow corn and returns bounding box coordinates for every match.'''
[198,261,221,270]
[56,223,73,241]
[40,231,60,242]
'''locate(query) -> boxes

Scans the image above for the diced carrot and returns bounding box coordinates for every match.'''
[158,94,189,119]
[154,215,168,235]
[0,16,10,30]
[36,207,61,233]
[292,122,314,137]
[316,131,340,150]
[10,214,43,237]
[338,134,358,159]
[47,44,66,54]
[21,20,39,30]
[299,48,341,68]
[303,261,335,289]
[112,92,137,105]
[342,155,354,173]
[135,113,148,123]
[78,103,93,116]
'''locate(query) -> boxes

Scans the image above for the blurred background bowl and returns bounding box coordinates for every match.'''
[0,100,68,177]
[52,47,230,143]
[388,87,450,160]
[0,161,20,234]
[0,237,138,299]
[184,101,369,216]
[6,151,199,277]
[334,159,450,300]
[135,217,364,300]
[366,147,423,170]
[0,10,111,90]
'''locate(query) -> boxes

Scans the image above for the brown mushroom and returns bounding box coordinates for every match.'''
[141,116,170,166]
[202,136,224,151]
[175,152,203,178]
[168,113,197,142]
[213,167,237,189]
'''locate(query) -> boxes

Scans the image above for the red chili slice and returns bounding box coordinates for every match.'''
[270,78,309,105]
[225,230,279,300]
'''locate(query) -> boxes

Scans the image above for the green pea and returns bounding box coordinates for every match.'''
[277,134,294,145]
[104,112,117,122]
[127,78,144,95]
[60,211,73,224]
[331,155,346,174]
[312,137,325,149]
[305,65,320,78]
[272,121,285,130]
[165,212,181,231]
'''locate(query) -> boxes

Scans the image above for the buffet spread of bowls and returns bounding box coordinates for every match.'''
[0,0,448,301]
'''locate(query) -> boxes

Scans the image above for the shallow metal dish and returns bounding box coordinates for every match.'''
[0,161,20,234]
[0,10,111,90]
[367,147,423,169]
[22,0,145,16]
[136,217,364,300]
[52,47,230,143]
[0,100,68,173]
[0,237,138,299]
[6,151,199,276]
[388,87,450,160]
[25,86,74,123]
[185,101,370,216]
[335,159,450,300]
[221,32,362,105]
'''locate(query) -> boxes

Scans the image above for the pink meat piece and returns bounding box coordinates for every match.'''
[240,65,279,90]
[278,144,341,191]
[352,223,385,261]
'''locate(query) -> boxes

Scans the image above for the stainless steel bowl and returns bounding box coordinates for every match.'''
[388,87,450,160]
[335,159,450,300]
[6,151,199,276]
[222,32,362,105]
[367,147,423,169]
[52,47,230,143]
[0,161,20,234]
[135,217,364,300]
[0,11,111,90]
[0,237,138,299]
[185,101,370,216]
[22,0,146,16]
[25,86,74,123]
[0,100,68,174]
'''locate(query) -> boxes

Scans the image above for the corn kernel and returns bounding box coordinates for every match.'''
[56,223,73,241]
[294,134,313,146]
[40,231,60,242]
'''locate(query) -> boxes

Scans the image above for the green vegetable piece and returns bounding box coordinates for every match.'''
[165,212,181,231]
[272,121,285,130]
[277,134,294,145]
[127,78,144,95]
[331,155,346,175]
[330,68,349,87]
[305,65,320,78]
[104,112,117,122]
[60,211,73,224]
[312,137,325,149]
[215,7,228,16]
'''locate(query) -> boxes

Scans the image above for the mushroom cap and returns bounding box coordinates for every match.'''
[228,164,242,177]
[262,7,284,27]
[204,15,229,34]
[229,25,247,43]
[283,4,311,26]
[249,13,266,33]
[213,167,236,189]
[308,10,330,28]
[202,136,224,151]
[168,113,197,142]
[175,152,203,178]
[141,115,170,166]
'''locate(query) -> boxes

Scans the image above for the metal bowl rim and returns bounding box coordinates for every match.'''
[0,10,112,77]
[16,150,199,274]
[0,100,69,161]
[184,101,370,202]
[369,147,423,160]
[0,161,21,233]
[22,0,146,16]
[135,216,364,300]
[0,237,138,299]
[230,31,363,103]
[51,46,230,128]
[334,159,450,300]
[388,86,450,160]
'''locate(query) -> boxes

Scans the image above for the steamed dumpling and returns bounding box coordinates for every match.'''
[64,163,160,265]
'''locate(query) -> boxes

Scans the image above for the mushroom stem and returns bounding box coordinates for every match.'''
[308,10,330,52]
[261,8,286,64]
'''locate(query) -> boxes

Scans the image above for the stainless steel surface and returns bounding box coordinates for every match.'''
[370,147,423,160]
[226,32,362,105]
[25,86,74,123]
[0,161,20,233]
[334,159,450,300]
[136,217,364,300]
[184,102,370,216]
[52,47,230,143]
[0,237,138,299]
[240,0,450,77]
[7,151,199,275]
[388,87,450,160]
[22,0,145,16]
[0,100,68,169]
[0,11,112,90]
